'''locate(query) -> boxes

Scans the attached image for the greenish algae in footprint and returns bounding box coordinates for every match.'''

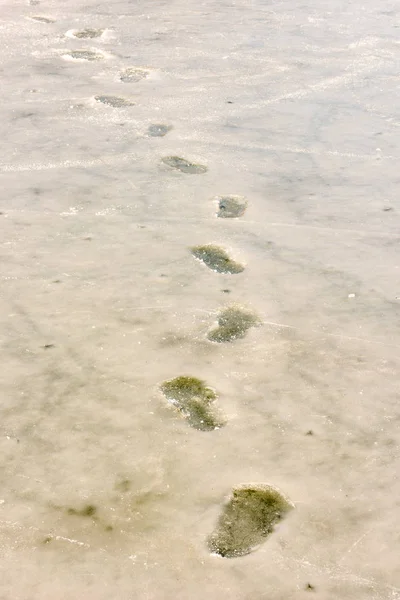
[160,376,225,431]
[207,306,260,343]
[208,484,293,558]
[95,95,134,107]
[67,504,97,517]
[120,68,149,82]
[217,195,247,218]
[66,49,103,61]
[191,244,244,274]
[161,156,207,174]
[148,124,172,137]
[74,28,103,38]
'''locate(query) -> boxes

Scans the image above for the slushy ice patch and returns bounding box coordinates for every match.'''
[217,195,247,218]
[161,156,207,174]
[208,485,293,558]
[160,376,225,431]
[207,306,260,343]
[94,95,134,107]
[191,245,244,274]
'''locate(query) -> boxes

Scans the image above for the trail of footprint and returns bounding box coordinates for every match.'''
[63,49,104,61]
[160,376,225,431]
[216,195,247,218]
[162,156,207,174]
[148,124,172,137]
[207,306,260,343]
[94,95,134,107]
[207,484,293,558]
[191,245,244,274]
[120,68,149,83]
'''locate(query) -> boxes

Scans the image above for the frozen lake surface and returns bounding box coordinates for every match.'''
[1,0,400,598]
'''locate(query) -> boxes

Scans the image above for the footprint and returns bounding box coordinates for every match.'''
[119,68,149,83]
[216,195,247,218]
[160,376,225,431]
[94,95,134,107]
[71,28,103,39]
[64,49,104,61]
[29,15,55,23]
[148,124,172,137]
[161,156,207,174]
[207,306,260,343]
[191,245,244,274]
[207,484,293,558]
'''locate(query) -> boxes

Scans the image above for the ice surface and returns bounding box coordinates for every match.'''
[1,0,400,598]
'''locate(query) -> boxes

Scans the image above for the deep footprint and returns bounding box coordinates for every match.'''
[216,195,247,218]
[162,156,207,174]
[73,28,103,38]
[207,306,260,343]
[191,245,244,274]
[65,50,104,61]
[160,376,225,431]
[94,95,134,107]
[148,124,172,137]
[208,484,293,558]
[120,68,149,83]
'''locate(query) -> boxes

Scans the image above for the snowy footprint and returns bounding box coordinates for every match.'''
[208,484,293,558]
[119,67,149,83]
[216,195,247,218]
[94,95,134,107]
[191,245,244,274]
[67,28,104,39]
[160,376,225,431]
[148,124,172,137]
[161,156,207,174]
[207,306,260,343]
[63,49,105,61]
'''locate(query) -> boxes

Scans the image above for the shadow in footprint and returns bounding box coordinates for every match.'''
[148,124,172,137]
[120,68,149,83]
[208,484,293,558]
[95,95,134,107]
[207,306,260,343]
[162,156,207,174]
[216,195,247,218]
[30,15,55,23]
[160,376,225,431]
[191,245,244,274]
[64,49,104,61]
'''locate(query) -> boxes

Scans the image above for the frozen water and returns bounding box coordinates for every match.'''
[1,0,400,598]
